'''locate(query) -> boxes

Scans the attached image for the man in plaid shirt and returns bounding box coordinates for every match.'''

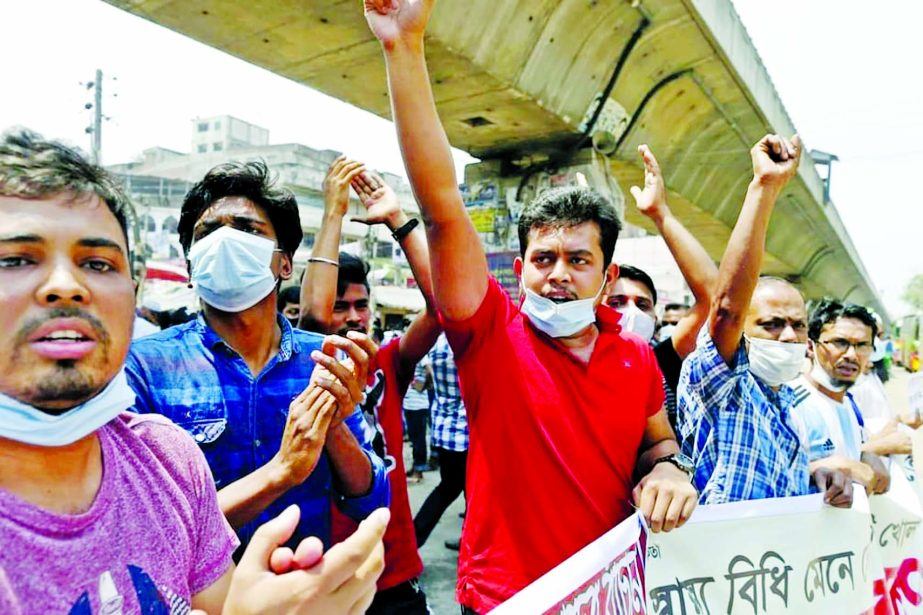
[677,134,853,507]
[414,333,468,548]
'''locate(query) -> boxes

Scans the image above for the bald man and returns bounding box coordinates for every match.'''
[677,135,853,507]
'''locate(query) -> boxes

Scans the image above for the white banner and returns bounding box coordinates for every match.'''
[645,492,874,614]
[491,513,646,615]
[495,467,923,614]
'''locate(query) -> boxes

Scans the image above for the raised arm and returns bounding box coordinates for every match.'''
[351,171,442,376]
[365,0,488,321]
[631,145,717,358]
[299,157,366,331]
[709,135,802,364]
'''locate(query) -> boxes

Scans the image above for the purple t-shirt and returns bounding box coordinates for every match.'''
[0,413,238,614]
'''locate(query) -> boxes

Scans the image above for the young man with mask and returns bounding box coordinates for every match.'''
[677,135,853,507]
[300,156,441,614]
[363,2,698,612]
[606,145,718,431]
[126,161,389,554]
[790,299,889,493]
[0,129,390,614]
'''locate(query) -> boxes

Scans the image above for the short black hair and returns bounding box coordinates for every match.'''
[808,298,878,342]
[277,285,300,310]
[618,264,657,305]
[178,160,302,257]
[517,187,621,268]
[0,128,134,247]
[664,302,689,312]
[337,252,370,297]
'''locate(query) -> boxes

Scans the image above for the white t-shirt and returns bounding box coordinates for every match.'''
[789,376,865,461]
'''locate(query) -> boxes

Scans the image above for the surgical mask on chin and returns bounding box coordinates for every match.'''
[617,302,657,341]
[810,357,849,392]
[745,336,807,387]
[0,370,136,447]
[188,226,279,313]
[520,279,607,338]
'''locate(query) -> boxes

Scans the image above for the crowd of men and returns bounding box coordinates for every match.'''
[0,0,913,613]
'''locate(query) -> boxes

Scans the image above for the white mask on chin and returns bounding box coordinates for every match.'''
[745,336,807,387]
[810,357,849,392]
[520,279,607,338]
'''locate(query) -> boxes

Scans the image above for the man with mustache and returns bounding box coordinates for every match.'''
[789,299,890,494]
[0,129,388,614]
[363,1,698,612]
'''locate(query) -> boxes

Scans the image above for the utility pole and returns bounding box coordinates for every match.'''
[83,69,104,163]
[92,69,102,163]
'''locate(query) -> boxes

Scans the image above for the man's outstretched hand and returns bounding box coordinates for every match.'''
[220,505,389,615]
[630,144,669,223]
[364,0,434,47]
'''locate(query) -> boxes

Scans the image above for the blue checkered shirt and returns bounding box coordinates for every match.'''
[428,333,468,452]
[677,330,811,504]
[124,314,389,551]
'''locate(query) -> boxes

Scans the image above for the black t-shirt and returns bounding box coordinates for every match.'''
[653,338,683,429]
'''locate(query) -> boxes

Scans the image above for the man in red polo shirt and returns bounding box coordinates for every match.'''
[363,1,699,612]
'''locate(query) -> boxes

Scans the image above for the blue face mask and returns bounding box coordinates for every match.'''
[520,279,607,338]
[188,226,280,313]
[0,370,136,447]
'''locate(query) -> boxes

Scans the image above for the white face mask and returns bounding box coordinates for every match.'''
[188,226,279,313]
[521,279,607,338]
[616,302,657,341]
[0,370,136,447]
[658,323,677,341]
[745,336,807,386]
[810,357,849,392]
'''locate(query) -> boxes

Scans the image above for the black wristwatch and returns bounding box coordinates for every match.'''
[391,217,419,242]
[653,453,694,479]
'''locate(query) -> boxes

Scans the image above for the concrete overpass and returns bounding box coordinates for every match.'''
[104,0,883,315]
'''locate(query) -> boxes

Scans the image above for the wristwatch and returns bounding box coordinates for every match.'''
[391,217,419,242]
[653,453,694,479]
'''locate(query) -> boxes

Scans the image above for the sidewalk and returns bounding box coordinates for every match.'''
[404,454,463,614]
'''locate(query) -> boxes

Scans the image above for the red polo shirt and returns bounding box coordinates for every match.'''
[445,278,664,613]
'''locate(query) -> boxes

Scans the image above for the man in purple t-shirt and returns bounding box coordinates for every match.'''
[0,129,389,614]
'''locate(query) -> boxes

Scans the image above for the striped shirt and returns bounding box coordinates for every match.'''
[428,333,468,451]
[124,314,390,551]
[677,330,811,504]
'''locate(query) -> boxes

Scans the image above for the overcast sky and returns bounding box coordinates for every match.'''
[1,0,919,316]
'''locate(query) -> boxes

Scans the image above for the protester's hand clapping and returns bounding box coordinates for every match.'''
[273,380,339,489]
[364,0,433,46]
[751,133,802,187]
[632,463,698,533]
[630,144,669,222]
[811,467,853,508]
[222,505,389,615]
[324,156,366,218]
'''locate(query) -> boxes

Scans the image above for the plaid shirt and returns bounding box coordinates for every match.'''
[677,330,810,504]
[124,314,389,551]
[428,333,468,451]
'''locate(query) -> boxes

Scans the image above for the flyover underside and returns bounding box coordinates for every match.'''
[104,0,882,313]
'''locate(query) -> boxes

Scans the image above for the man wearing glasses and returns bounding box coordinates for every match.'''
[789,299,890,494]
